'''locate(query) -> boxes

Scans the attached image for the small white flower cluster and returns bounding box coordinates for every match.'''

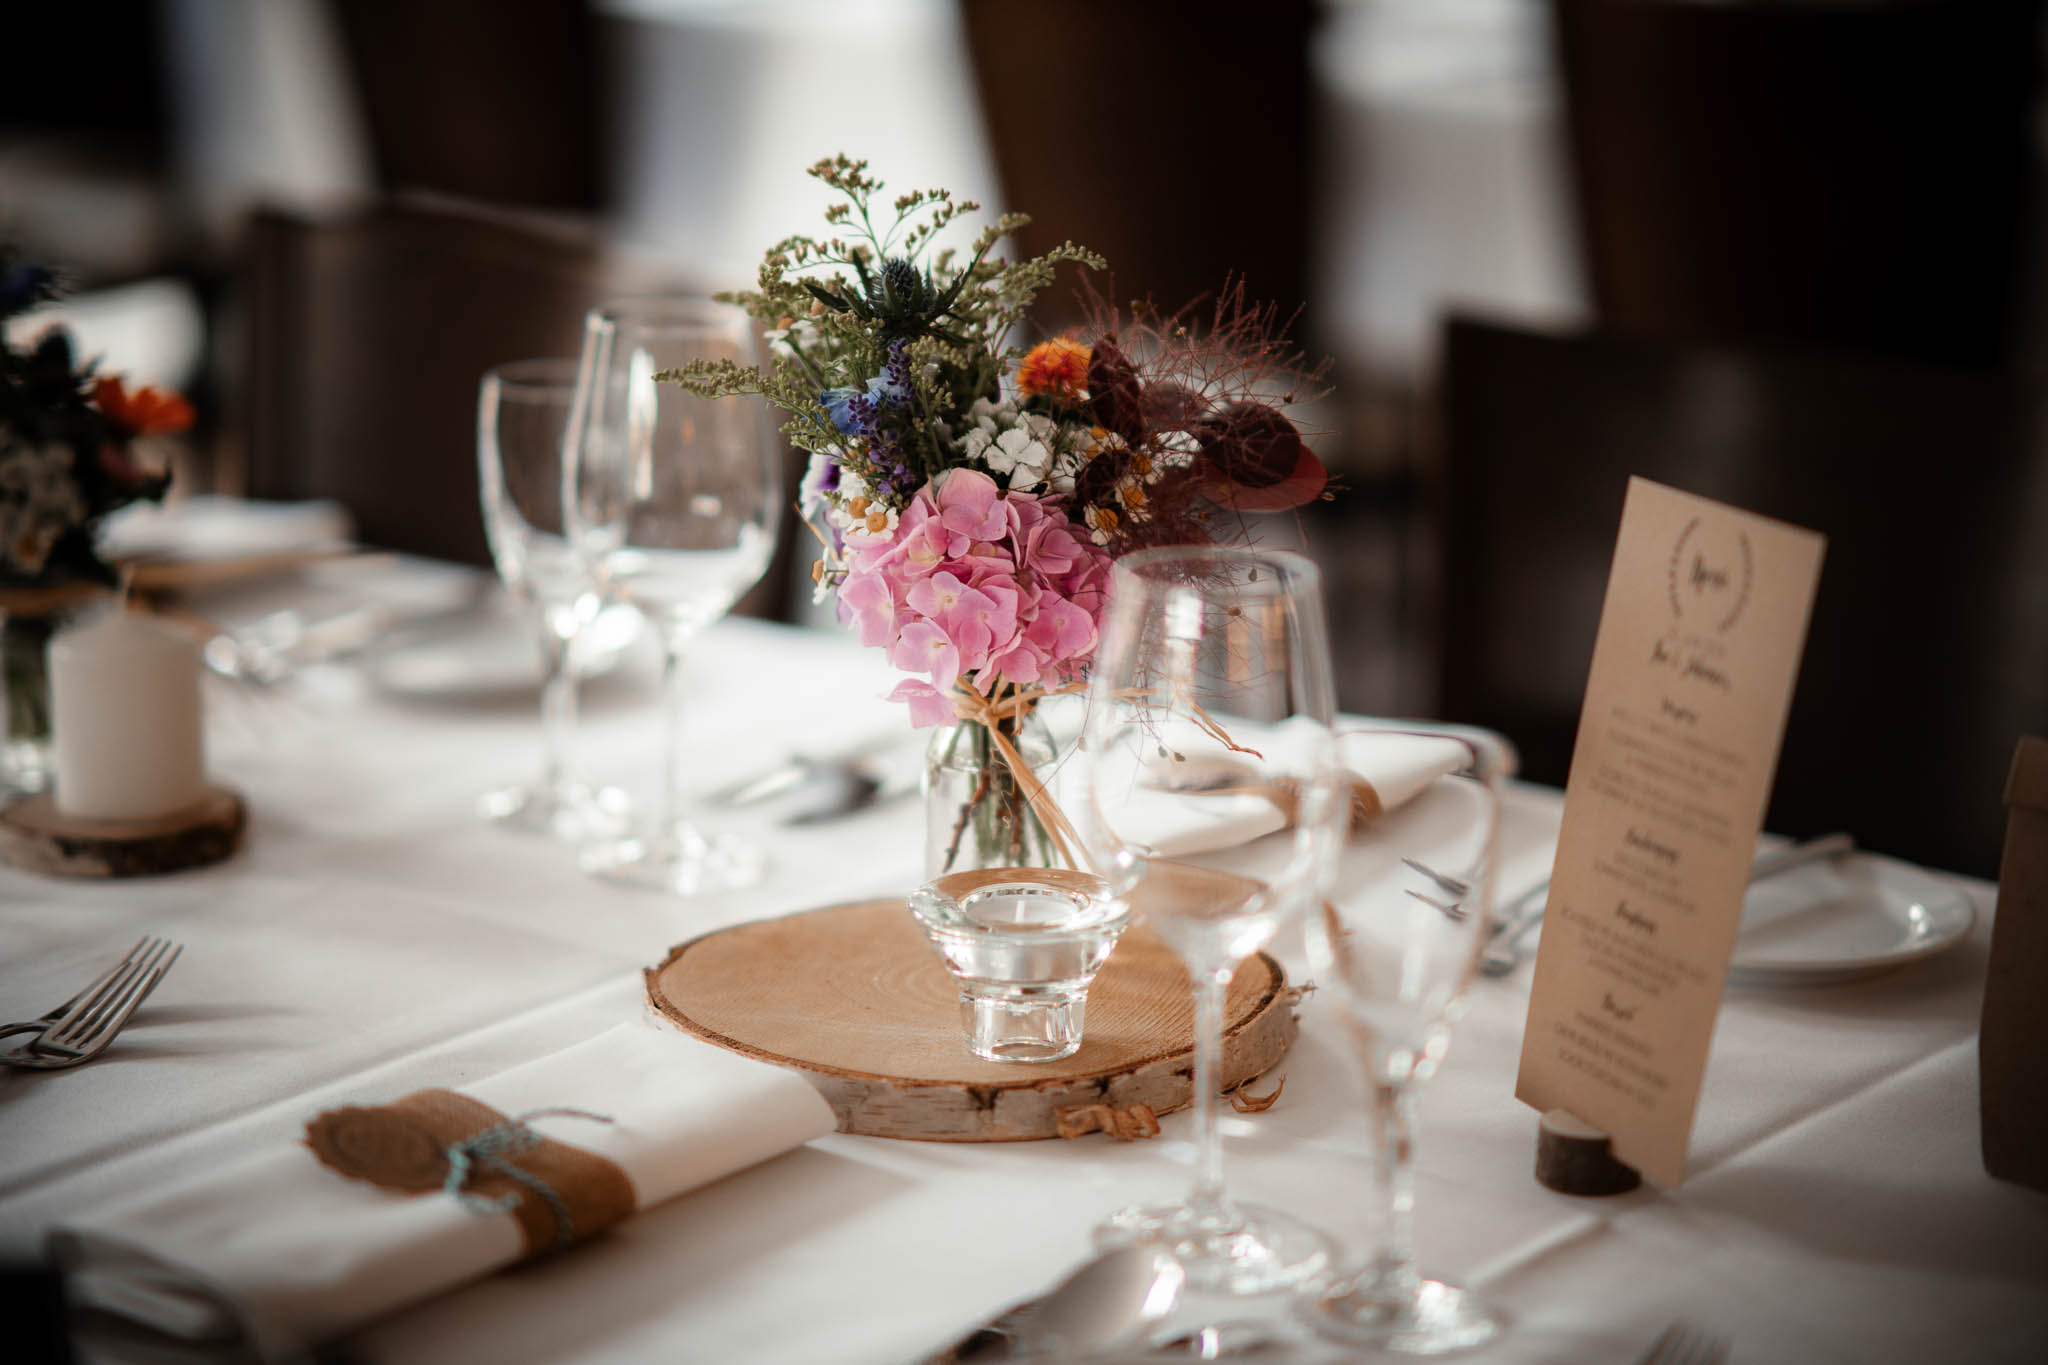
[798,448,896,603]
[1074,428,1183,546]
[762,317,822,364]
[953,398,1082,496]
[0,441,86,575]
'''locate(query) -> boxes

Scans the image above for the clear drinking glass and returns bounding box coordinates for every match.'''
[908,866,1128,1062]
[1300,729,1504,1353]
[563,298,780,894]
[1073,546,1349,1293]
[475,358,629,840]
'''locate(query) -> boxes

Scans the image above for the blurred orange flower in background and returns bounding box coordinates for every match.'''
[91,377,194,438]
[1016,337,1091,401]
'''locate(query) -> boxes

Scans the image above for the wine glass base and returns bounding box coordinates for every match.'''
[1093,1201,1332,1294]
[580,824,766,896]
[478,783,631,843]
[1300,1271,1504,1355]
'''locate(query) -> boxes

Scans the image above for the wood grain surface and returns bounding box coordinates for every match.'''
[646,898,1301,1142]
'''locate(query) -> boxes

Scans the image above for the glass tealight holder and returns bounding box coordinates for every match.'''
[908,866,1130,1063]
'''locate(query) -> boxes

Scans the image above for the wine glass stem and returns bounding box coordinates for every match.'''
[1367,1078,1421,1292]
[659,624,689,836]
[536,614,578,802]
[1186,965,1235,1223]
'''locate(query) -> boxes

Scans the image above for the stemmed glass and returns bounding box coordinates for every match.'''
[563,298,780,894]
[1300,728,1504,1353]
[475,358,630,840]
[1073,546,1349,1293]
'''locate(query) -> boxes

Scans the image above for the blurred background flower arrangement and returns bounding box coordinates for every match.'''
[2,250,184,784]
[2,252,181,593]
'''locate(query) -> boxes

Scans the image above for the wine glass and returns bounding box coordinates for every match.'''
[1072,545,1349,1294]
[563,297,780,894]
[475,358,630,841]
[1299,727,1504,1353]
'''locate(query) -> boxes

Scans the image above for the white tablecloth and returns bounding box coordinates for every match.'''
[3,611,2043,1364]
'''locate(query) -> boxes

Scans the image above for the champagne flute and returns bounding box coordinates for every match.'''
[563,298,780,894]
[1300,728,1504,1353]
[475,358,630,840]
[1073,545,1348,1294]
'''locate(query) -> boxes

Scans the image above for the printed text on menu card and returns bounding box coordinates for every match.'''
[1516,477,1825,1187]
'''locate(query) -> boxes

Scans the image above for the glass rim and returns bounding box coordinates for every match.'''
[481,357,579,396]
[1109,544,1323,595]
[585,294,750,340]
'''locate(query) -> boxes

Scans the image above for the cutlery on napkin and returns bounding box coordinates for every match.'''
[48,1018,836,1363]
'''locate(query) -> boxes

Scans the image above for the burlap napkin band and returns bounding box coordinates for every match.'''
[304,1088,637,1256]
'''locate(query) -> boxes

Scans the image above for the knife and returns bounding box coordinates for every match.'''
[706,729,911,807]
[920,1245,1183,1362]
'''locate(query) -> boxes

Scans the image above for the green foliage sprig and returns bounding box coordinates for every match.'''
[660,155,1104,464]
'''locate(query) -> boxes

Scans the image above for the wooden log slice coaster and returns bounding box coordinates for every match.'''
[0,785,246,878]
[646,898,1301,1142]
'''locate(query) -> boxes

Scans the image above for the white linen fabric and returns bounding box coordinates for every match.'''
[1,591,2040,1364]
[47,1019,834,1363]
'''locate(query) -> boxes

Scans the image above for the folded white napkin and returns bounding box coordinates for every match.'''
[49,1019,835,1363]
[1080,725,1504,859]
[98,495,355,563]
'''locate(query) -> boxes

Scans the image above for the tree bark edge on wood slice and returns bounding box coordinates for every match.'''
[645,898,1303,1142]
[0,785,246,878]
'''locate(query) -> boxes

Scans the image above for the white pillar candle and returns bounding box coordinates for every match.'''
[48,610,207,822]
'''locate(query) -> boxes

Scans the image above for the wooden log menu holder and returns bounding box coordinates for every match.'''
[1534,1109,1642,1196]
[0,785,246,878]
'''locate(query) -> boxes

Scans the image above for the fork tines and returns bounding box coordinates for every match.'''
[5,937,182,1069]
[1634,1319,1730,1365]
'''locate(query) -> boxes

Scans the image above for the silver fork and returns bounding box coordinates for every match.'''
[1,938,181,1070]
[0,936,164,1036]
[1633,1319,1730,1365]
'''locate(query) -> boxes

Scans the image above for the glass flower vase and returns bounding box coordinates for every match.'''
[1,608,60,796]
[924,709,1063,878]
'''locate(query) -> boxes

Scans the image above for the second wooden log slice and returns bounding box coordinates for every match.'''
[645,898,1300,1141]
[0,785,245,879]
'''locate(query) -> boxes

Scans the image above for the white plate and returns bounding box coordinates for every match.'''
[1728,852,1977,986]
[369,601,641,703]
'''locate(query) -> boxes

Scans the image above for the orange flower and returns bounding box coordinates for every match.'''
[1016,338,1092,401]
[92,376,194,437]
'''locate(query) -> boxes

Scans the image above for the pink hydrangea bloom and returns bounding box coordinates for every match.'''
[840,468,1114,725]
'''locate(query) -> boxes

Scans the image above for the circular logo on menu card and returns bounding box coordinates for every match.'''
[1667,517,1753,634]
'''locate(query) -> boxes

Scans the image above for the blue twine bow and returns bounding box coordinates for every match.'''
[441,1107,614,1248]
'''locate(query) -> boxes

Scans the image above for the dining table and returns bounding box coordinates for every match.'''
[2,566,2044,1364]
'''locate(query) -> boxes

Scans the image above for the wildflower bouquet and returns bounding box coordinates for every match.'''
[668,157,1328,869]
[1,253,181,593]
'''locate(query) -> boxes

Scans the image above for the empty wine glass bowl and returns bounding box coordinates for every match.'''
[563,296,780,894]
[475,357,632,842]
[1075,546,1348,1295]
[909,867,1127,1062]
[1299,732,1504,1355]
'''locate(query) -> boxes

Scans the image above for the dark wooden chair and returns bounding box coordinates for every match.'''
[328,0,605,212]
[960,0,1316,331]
[1437,316,2048,877]
[1551,0,2042,370]
[237,195,678,568]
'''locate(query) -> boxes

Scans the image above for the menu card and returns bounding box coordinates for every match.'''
[1516,477,1825,1187]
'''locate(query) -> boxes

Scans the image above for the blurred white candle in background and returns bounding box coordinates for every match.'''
[49,610,207,822]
